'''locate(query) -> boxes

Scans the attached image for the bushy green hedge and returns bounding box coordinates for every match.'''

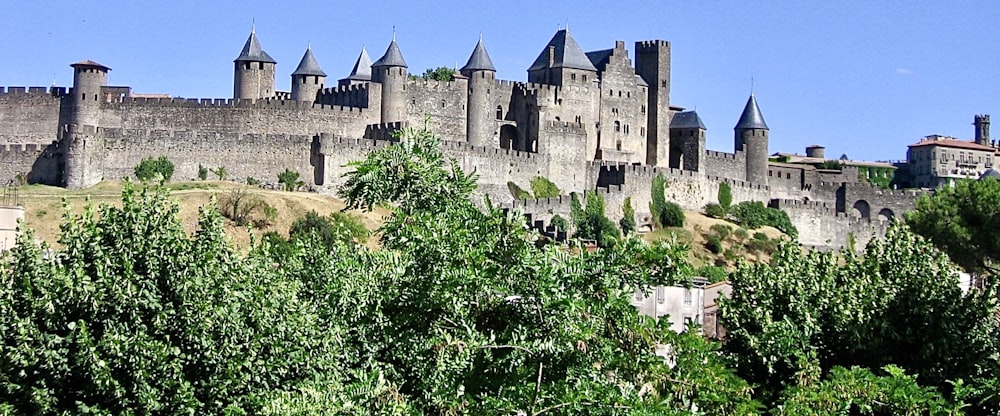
[134,156,174,182]
[730,201,798,239]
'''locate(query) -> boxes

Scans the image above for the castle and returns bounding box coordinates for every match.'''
[0,27,920,248]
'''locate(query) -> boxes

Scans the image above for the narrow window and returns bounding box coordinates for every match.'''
[614,121,621,132]
[656,286,665,304]
[684,289,692,306]
[496,105,503,119]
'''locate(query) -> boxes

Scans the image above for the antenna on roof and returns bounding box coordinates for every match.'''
[392,25,396,41]
[251,19,255,34]
[750,77,755,96]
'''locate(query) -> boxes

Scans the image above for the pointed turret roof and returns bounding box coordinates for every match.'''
[372,36,407,68]
[460,37,496,72]
[345,47,373,81]
[671,111,707,130]
[735,95,769,130]
[234,28,276,63]
[528,29,598,72]
[292,46,326,77]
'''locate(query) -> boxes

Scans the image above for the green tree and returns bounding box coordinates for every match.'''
[529,176,561,198]
[718,181,733,211]
[906,177,1000,275]
[419,66,456,81]
[650,174,668,228]
[0,184,345,414]
[134,155,174,181]
[198,163,208,181]
[211,165,227,181]
[620,196,636,234]
[721,223,999,409]
[572,191,620,248]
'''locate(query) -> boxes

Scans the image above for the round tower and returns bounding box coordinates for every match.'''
[734,94,769,184]
[291,45,326,104]
[371,34,408,124]
[69,60,110,127]
[233,27,277,100]
[460,36,497,147]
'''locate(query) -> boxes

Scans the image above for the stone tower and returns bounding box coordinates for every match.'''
[460,36,497,147]
[635,40,671,167]
[339,47,372,87]
[69,60,109,127]
[291,46,326,104]
[669,111,706,173]
[64,60,111,189]
[975,114,990,146]
[233,27,276,100]
[527,29,598,87]
[371,34,408,124]
[734,94,769,184]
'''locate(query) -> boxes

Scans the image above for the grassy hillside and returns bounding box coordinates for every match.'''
[16,181,390,249]
[643,209,788,272]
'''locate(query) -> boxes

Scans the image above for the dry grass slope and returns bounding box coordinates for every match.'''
[17,181,390,249]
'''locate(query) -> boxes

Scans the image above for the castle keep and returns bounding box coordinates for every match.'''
[0,28,917,248]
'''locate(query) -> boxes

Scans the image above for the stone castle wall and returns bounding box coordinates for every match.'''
[0,87,66,144]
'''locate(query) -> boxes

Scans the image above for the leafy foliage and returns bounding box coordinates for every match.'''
[418,66,456,81]
[134,155,174,182]
[507,181,531,200]
[550,214,568,233]
[197,163,208,181]
[696,265,729,283]
[906,177,1000,275]
[571,191,620,248]
[211,165,227,181]
[289,210,369,247]
[620,196,636,234]
[529,176,561,198]
[704,202,727,218]
[721,223,999,409]
[649,174,684,228]
[0,184,342,414]
[730,201,797,239]
[278,168,304,192]
[718,181,733,211]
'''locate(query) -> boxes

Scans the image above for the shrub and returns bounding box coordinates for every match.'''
[764,207,798,240]
[660,202,685,228]
[211,166,228,181]
[620,197,636,234]
[278,169,303,192]
[550,215,569,232]
[706,234,723,254]
[748,232,777,255]
[718,181,733,210]
[697,265,729,283]
[289,210,369,247]
[134,156,174,182]
[259,203,279,227]
[246,176,261,186]
[197,164,208,181]
[530,176,561,198]
[219,188,263,226]
[730,201,768,229]
[710,223,732,241]
[704,203,727,219]
[507,181,531,200]
[734,227,750,242]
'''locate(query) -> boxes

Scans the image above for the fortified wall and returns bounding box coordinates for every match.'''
[0,27,929,251]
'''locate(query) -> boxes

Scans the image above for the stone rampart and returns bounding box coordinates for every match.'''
[406,79,467,142]
[0,141,61,185]
[0,86,65,145]
[703,150,746,181]
[771,198,890,249]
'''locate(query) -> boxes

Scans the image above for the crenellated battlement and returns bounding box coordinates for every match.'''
[406,78,466,90]
[0,86,67,98]
[705,150,739,160]
[440,141,539,163]
[107,95,367,115]
[364,122,407,141]
[635,40,670,49]
[0,142,58,154]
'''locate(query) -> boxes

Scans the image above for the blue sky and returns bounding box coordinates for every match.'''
[1,1,996,161]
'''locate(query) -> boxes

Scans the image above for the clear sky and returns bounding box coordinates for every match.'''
[1,1,996,162]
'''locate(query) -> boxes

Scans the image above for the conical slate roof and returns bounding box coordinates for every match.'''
[528,29,598,72]
[372,38,407,68]
[735,95,769,130]
[460,38,496,72]
[235,29,276,63]
[344,47,373,81]
[670,111,707,130]
[292,46,326,77]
